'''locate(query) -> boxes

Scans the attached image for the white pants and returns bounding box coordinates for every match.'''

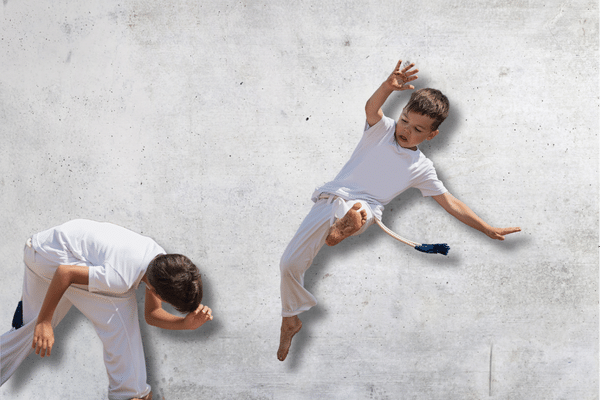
[280,196,375,317]
[0,242,151,400]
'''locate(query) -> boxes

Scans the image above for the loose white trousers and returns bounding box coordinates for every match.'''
[280,196,375,317]
[0,243,151,400]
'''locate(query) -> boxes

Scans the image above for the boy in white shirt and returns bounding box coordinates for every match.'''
[1,219,213,400]
[277,60,520,361]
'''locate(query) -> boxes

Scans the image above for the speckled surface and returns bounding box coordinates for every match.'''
[1,1,598,399]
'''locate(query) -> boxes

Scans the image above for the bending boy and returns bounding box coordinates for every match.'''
[1,219,213,400]
[277,60,520,361]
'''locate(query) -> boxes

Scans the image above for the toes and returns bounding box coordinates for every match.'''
[351,203,362,210]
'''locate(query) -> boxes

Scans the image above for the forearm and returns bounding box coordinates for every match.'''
[365,81,395,125]
[433,192,521,241]
[144,287,192,330]
[145,308,189,330]
[435,192,493,235]
[38,265,88,324]
[444,197,492,235]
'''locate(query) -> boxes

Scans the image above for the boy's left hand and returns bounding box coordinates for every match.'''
[182,304,213,330]
[32,320,54,358]
[486,226,521,240]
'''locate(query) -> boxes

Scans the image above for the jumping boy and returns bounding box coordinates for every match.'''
[1,219,213,400]
[277,60,521,361]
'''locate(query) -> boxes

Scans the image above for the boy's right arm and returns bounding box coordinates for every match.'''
[365,59,419,127]
[33,265,89,358]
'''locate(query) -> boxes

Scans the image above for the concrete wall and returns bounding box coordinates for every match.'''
[1,1,597,399]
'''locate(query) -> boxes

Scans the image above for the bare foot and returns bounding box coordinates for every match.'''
[325,203,368,246]
[277,315,302,361]
[130,391,152,400]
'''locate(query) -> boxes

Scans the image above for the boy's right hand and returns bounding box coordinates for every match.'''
[385,60,419,91]
[182,304,213,330]
[32,320,54,358]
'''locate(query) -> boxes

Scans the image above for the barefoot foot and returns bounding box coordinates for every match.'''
[277,315,302,361]
[130,391,152,400]
[325,203,368,246]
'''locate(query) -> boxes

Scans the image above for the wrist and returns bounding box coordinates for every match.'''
[36,317,52,326]
[381,80,396,92]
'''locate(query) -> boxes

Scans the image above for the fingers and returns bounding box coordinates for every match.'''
[401,63,418,75]
[498,227,521,238]
[390,60,418,90]
[394,59,402,72]
[202,305,213,321]
[196,304,213,321]
[503,227,521,235]
[32,335,53,358]
[490,227,521,240]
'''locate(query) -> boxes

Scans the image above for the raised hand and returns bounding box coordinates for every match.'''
[182,304,213,330]
[386,60,419,91]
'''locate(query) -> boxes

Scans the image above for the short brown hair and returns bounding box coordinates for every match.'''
[405,88,449,131]
[146,254,203,314]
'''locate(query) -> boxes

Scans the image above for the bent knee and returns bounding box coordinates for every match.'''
[280,249,309,276]
[279,252,295,274]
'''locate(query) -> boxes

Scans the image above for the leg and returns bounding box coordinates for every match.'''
[65,289,151,400]
[278,200,333,361]
[325,202,368,246]
[1,245,73,386]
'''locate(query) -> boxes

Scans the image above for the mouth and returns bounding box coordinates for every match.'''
[398,134,408,142]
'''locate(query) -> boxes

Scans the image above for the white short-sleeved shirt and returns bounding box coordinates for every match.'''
[31,219,165,296]
[312,115,447,218]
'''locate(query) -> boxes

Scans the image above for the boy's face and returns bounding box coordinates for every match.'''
[395,109,439,151]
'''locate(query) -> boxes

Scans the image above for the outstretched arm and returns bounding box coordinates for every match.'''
[33,265,89,357]
[432,192,521,240]
[144,286,212,330]
[365,59,419,127]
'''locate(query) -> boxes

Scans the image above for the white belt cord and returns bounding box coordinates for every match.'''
[318,193,449,255]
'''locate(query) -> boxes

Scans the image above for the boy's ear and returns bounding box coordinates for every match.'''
[427,130,439,141]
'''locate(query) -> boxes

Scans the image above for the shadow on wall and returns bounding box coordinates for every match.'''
[8,309,85,391]
[140,272,220,394]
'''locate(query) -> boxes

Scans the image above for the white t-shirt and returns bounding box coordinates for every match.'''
[31,219,165,296]
[312,115,447,218]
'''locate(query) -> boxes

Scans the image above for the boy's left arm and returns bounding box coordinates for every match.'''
[432,192,521,240]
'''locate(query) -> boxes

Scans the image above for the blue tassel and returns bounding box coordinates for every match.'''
[12,300,23,329]
[414,243,450,255]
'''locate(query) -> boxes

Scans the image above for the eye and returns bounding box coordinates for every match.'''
[415,128,422,133]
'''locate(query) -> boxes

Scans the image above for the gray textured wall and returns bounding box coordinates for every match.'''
[1,1,598,399]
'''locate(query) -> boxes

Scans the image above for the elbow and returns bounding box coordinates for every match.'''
[365,97,376,115]
[144,311,156,327]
